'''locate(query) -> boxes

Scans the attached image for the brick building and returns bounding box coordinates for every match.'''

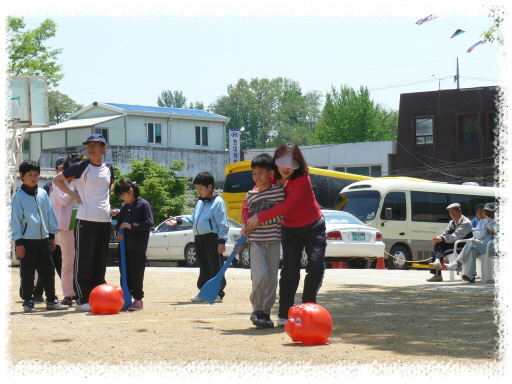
[393,86,499,185]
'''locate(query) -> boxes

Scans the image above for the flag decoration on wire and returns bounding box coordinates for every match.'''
[450,29,465,38]
[467,40,484,53]
[415,14,438,25]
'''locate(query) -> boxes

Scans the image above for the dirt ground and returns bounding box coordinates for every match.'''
[5,265,503,378]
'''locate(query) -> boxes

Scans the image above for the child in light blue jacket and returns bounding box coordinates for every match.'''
[10,160,69,312]
[166,171,229,303]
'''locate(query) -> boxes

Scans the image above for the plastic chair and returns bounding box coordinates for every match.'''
[449,239,496,283]
[447,239,469,282]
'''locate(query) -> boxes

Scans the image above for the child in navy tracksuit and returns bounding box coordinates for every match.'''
[112,178,153,311]
[166,171,229,303]
[10,160,69,312]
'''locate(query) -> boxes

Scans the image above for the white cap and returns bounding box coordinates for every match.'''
[446,203,461,210]
[275,154,299,169]
[483,202,495,212]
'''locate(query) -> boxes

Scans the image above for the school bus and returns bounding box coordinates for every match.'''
[223,160,373,224]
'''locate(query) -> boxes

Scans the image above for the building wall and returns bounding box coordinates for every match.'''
[394,87,497,184]
[39,146,230,181]
[243,141,396,176]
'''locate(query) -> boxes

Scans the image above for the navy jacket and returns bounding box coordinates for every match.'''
[115,197,154,253]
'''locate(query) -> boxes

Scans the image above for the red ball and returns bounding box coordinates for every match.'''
[89,283,124,315]
[284,303,332,345]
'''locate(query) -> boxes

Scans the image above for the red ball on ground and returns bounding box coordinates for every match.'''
[284,303,332,345]
[89,283,124,315]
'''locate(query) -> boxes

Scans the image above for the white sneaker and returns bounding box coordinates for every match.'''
[445,261,461,271]
[428,260,443,270]
[75,303,91,312]
[214,296,222,303]
[277,318,288,327]
[190,295,205,303]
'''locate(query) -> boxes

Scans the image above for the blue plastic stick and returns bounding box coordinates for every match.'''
[119,228,132,310]
[198,235,247,304]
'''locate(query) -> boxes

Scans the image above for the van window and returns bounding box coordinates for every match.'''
[411,192,449,222]
[380,192,406,221]
[224,170,255,194]
[339,191,380,222]
[310,174,354,209]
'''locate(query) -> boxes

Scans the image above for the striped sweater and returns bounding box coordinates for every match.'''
[246,184,285,243]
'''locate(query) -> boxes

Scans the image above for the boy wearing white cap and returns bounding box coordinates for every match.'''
[427,203,472,282]
[445,203,497,283]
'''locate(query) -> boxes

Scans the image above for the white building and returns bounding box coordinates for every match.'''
[22,102,231,180]
[243,141,396,177]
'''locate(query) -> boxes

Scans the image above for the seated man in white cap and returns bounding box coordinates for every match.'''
[427,203,473,282]
[445,202,497,283]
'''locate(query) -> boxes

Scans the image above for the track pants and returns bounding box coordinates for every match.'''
[195,233,226,299]
[19,239,58,303]
[33,244,61,298]
[74,219,111,305]
[278,217,326,320]
[118,250,146,301]
[249,241,280,315]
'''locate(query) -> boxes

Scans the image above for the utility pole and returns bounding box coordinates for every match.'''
[455,57,460,90]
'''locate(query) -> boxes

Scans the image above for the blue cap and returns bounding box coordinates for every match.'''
[82,133,106,145]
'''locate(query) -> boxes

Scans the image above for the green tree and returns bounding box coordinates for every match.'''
[110,159,189,224]
[157,90,188,108]
[481,6,505,45]
[189,101,204,110]
[6,16,64,88]
[48,90,83,124]
[314,85,397,145]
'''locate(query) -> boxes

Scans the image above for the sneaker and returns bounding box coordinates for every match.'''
[277,317,288,327]
[426,275,443,282]
[33,295,45,302]
[262,313,275,328]
[428,260,443,270]
[128,300,143,311]
[190,295,204,303]
[61,297,74,307]
[462,274,476,283]
[214,296,222,303]
[250,311,266,327]
[23,300,35,313]
[445,261,462,271]
[75,303,92,312]
[47,300,69,310]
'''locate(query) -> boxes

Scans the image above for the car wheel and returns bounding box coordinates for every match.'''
[184,244,199,268]
[386,245,409,270]
[300,249,308,269]
[240,244,250,269]
[346,258,371,269]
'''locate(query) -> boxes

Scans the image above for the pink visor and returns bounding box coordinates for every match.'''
[275,154,300,169]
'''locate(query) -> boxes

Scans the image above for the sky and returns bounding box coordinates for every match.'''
[2,1,506,113]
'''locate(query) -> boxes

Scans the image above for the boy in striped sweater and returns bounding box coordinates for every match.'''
[242,153,285,328]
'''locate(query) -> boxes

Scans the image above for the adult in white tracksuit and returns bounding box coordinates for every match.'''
[446,203,497,282]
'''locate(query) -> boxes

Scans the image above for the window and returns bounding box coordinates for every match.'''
[380,192,406,221]
[488,112,498,142]
[310,174,355,210]
[334,167,345,173]
[148,123,162,144]
[411,192,449,223]
[460,114,479,143]
[22,139,30,151]
[415,117,434,145]
[370,165,381,177]
[346,166,371,177]
[195,126,208,146]
[94,128,108,143]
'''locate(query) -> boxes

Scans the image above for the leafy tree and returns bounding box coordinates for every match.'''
[48,90,83,124]
[6,16,64,88]
[189,101,204,110]
[157,90,188,108]
[313,85,398,145]
[481,6,505,45]
[110,159,189,224]
[210,77,321,149]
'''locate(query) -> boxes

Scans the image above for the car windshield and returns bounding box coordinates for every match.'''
[338,191,381,223]
[228,218,242,228]
[322,211,365,226]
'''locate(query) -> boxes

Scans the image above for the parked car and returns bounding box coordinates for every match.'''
[146,217,242,267]
[237,209,385,269]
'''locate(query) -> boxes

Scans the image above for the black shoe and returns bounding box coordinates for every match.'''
[23,300,35,313]
[33,295,45,302]
[46,300,70,310]
[462,275,476,283]
[61,297,74,307]
[250,311,266,328]
[262,313,275,328]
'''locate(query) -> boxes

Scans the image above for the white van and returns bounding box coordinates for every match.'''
[339,179,496,269]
